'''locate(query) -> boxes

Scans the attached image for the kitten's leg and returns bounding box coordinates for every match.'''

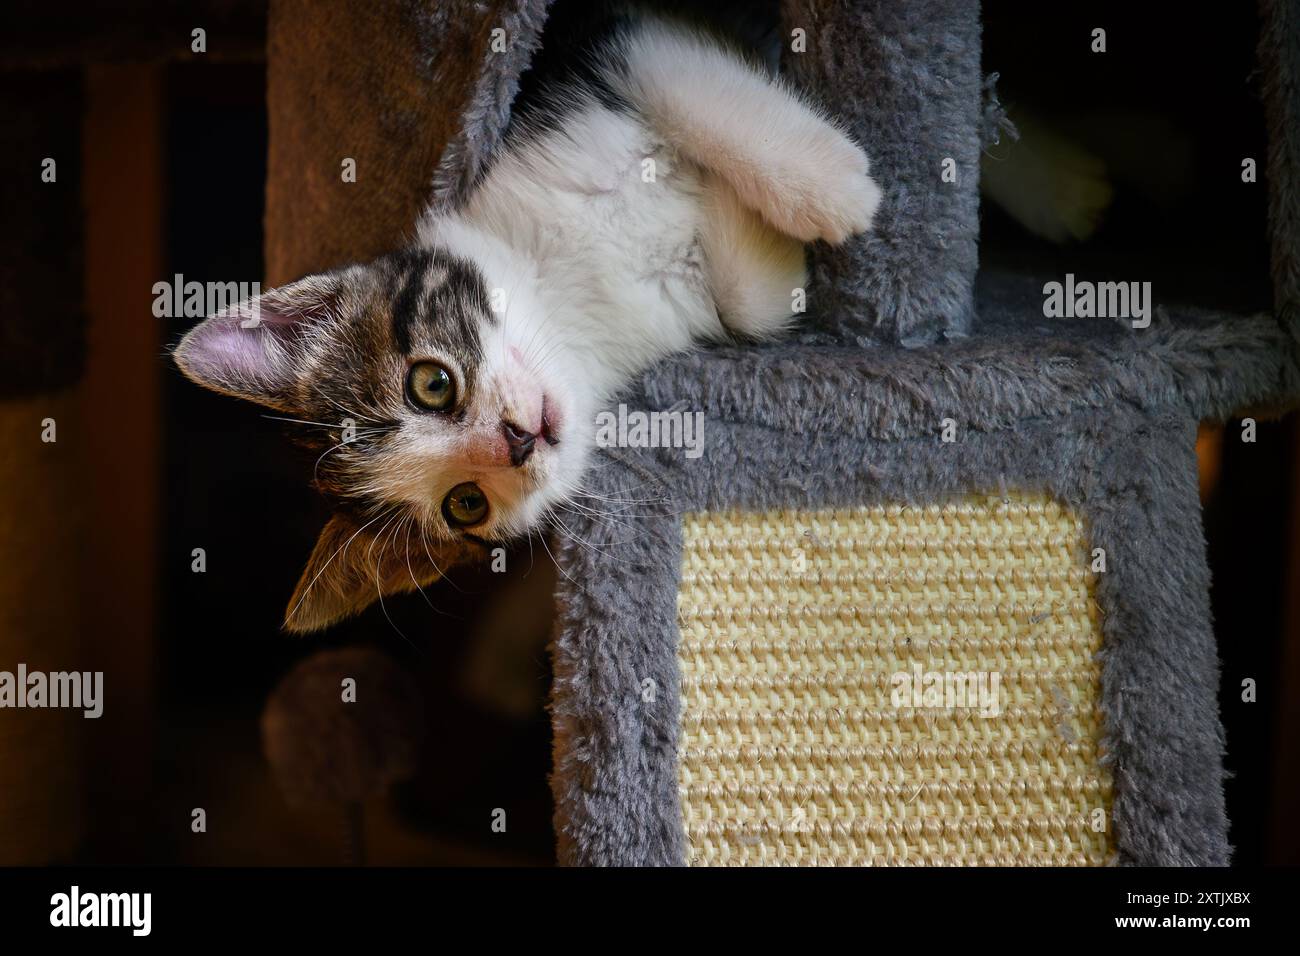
[613,21,881,244]
[699,172,808,339]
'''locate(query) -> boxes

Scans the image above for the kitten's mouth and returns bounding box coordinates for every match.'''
[540,395,560,446]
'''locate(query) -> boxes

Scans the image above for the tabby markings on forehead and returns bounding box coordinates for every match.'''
[388,248,492,357]
[389,249,435,354]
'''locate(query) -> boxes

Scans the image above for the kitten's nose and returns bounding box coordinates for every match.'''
[502,420,537,466]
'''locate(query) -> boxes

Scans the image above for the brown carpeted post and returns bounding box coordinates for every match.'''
[264,0,515,282]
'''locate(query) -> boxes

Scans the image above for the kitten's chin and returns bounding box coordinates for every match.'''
[456,381,595,542]
[497,439,593,541]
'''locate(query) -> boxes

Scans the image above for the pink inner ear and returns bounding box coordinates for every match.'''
[196,315,274,377]
[174,302,303,395]
[174,271,341,401]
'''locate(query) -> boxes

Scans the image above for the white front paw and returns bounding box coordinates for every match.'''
[820,161,882,244]
[777,136,882,245]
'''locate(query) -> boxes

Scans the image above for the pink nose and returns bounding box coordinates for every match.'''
[502,420,537,466]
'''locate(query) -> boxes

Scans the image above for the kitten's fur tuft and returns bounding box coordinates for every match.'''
[174,11,879,632]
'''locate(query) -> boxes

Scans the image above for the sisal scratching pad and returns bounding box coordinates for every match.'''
[676,493,1113,866]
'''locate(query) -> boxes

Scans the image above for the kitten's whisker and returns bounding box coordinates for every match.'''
[308,380,385,425]
[522,324,581,370]
[560,488,671,511]
[524,524,537,578]
[366,508,403,568]
[545,513,634,558]
[520,319,583,375]
[400,515,436,609]
[371,557,417,651]
[284,506,393,625]
[546,518,608,558]
[263,415,353,429]
[518,294,585,378]
[516,302,557,375]
[418,521,469,595]
[549,493,643,521]
[561,501,683,520]
[311,429,393,485]
[554,477,677,512]
[534,526,582,589]
[312,443,345,484]
[548,505,660,548]
[511,271,570,374]
[368,511,419,651]
[400,514,453,617]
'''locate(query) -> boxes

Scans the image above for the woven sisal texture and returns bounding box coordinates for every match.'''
[676,493,1114,866]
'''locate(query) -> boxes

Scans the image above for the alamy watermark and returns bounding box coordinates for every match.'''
[50,886,150,936]
[1042,273,1152,329]
[594,402,705,459]
[152,273,263,326]
[0,664,103,718]
[890,663,1001,718]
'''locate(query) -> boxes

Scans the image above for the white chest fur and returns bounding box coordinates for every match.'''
[458,102,724,392]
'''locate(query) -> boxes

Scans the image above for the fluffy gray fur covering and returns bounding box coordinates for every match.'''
[549,276,1300,865]
[430,0,553,210]
[1259,0,1300,343]
[646,272,1300,440]
[781,0,983,347]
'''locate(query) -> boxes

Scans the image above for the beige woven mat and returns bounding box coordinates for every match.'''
[676,493,1114,866]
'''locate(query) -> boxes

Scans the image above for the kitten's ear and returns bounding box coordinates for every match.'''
[282,513,482,634]
[172,273,343,411]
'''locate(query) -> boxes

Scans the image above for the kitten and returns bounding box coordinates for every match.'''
[174,13,880,632]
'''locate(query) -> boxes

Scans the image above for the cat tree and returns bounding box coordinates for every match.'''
[266,0,1300,865]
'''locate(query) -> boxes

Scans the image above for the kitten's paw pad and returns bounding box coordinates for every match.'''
[771,135,882,245]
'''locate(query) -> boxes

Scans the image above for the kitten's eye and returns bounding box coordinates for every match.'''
[407,361,455,411]
[442,482,488,527]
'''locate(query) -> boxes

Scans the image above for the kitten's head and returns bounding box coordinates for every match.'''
[174,239,591,633]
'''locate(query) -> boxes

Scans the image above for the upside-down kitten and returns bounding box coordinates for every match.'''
[174,13,880,632]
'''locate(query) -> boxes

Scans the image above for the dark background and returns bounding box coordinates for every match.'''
[1,0,1296,866]
[157,62,557,861]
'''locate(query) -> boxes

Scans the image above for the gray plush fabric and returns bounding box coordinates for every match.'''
[551,496,686,866]
[430,0,553,210]
[1259,0,1300,343]
[551,416,1228,866]
[643,272,1300,443]
[549,285,1299,866]
[781,0,983,347]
